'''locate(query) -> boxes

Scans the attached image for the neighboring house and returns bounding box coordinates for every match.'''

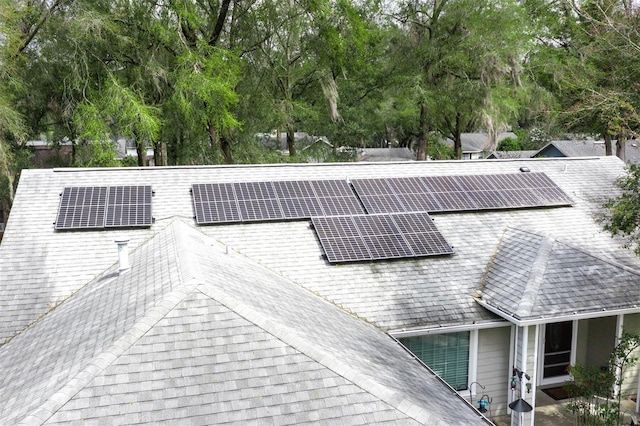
[357,147,416,162]
[532,140,608,158]
[446,133,517,159]
[532,139,640,165]
[489,140,640,165]
[115,137,155,165]
[623,141,640,164]
[486,151,537,160]
[258,132,331,152]
[26,140,73,167]
[1,157,640,425]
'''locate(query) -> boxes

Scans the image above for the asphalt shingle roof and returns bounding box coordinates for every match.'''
[1,157,637,341]
[534,140,607,158]
[2,156,640,424]
[0,220,485,425]
[479,228,640,323]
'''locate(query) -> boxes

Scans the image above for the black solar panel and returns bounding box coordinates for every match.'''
[55,186,108,230]
[351,172,573,214]
[312,212,454,263]
[192,179,364,224]
[192,183,240,224]
[55,185,153,230]
[105,185,153,228]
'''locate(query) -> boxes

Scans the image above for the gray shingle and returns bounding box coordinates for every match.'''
[0,219,487,425]
[2,156,639,424]
[479,227,640,322]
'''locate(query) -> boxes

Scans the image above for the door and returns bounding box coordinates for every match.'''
[542,321,575,384]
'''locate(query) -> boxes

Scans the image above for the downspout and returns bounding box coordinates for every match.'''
[615,315,624,398]
[530,325,539,426]
[510,325,519,419]
[520,326,529,426]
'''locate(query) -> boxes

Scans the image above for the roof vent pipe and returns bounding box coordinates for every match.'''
[115,239,130,273]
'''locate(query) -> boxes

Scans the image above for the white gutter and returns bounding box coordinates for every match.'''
[476,299,640,327]
[389,320,510,338]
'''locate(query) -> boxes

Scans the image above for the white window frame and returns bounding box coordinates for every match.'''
[397,328,479,395]
[537,320,578,386]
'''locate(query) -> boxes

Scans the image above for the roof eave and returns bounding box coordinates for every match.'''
[475,299,640,327]
[388,320,510,338]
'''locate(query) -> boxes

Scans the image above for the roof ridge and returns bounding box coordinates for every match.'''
[555,239,640,277]
[511,226,640,278]
[19,285,199,425]
[514,234,555,318]
[194,282,440,425]
[17,222,204,425]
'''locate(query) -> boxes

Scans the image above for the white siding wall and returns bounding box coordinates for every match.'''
[621,313,640,398]
[475,326,511,416]
[586,316,616,368]
[575,319,589,365]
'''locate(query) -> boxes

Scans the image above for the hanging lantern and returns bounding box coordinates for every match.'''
[509,398,533,413]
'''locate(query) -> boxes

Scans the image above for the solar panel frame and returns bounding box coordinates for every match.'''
[105,185,153,228]
[312,215,373,263]
[192,179,363,224]
[311,179,354,197]
[312,212,454,263]
[192,183,241,224]
[351,172,573,214]
[56,185,154,230]
[55,186,108,230]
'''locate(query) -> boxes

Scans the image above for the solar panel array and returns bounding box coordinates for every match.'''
[351,172,573,214]
[55,185,153,230]
[192,180,364,224]
[312,212,454,263]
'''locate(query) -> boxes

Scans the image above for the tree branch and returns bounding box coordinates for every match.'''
[210,0,232,46]
[17,0,65,54]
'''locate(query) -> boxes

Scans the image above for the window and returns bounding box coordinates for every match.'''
[400,331,470,391]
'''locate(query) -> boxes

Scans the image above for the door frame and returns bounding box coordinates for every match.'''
[537,320,578,386]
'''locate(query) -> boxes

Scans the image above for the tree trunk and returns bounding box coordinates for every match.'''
[454,113,462,160]
[616,137,626,162]
[604,133,613,156]
[416,103,429,161]
[136,139,146,166]
[208,123,220,163]
[1,195,9,223]
[454,134,462,160]
[154,142,168,166]
[161,142,168,166]
[221,134,232,164]
[287,124,296,157]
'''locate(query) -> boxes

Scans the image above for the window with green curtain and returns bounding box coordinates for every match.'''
[400,331,470,391]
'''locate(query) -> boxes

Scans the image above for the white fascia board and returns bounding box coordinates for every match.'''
[389,320,510,338]
[476,299,640,327]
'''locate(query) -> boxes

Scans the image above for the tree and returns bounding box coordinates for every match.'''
[603,164,640,256]
[0,0,69,204]
[497,137,520,151]
[567,331,640,426]
[527,0,640,154]
[387,0,531,159]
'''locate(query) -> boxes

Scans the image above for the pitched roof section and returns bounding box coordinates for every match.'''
[1,157,637,340]
[533,140,607,158]
[0,220,487,425]
[357,147,416,162]
[478,228,640,325]
[486,150,537,159]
